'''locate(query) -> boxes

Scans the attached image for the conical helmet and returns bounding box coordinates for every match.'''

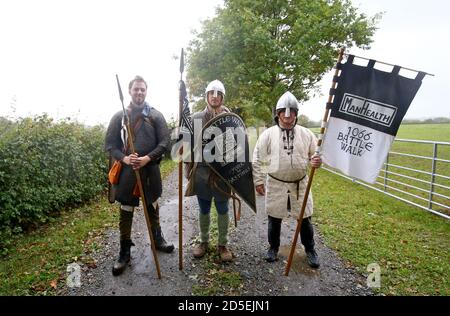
[205,80,226,106]
[275,91,299,118]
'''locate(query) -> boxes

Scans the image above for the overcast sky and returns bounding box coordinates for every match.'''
[302,0,450,122]
[0,0,449,126]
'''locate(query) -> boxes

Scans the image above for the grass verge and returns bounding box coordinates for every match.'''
[313,168,449,296]
[0,159,177,295]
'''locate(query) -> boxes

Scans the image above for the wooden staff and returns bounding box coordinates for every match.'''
[178,159,183,270]
[284,48,345,276]
[178,48,184,270]
[107,154,116,204]
[231,190,241,227]
[116,75,162,279]
[211,180,241,227]
[233,192,238,227]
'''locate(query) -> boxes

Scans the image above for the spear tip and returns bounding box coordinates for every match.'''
[115,74,124,103]
[180,48,185,74]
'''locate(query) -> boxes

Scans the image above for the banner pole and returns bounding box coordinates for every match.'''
[178,49,184,271]
[233,191,238,227]
[284,47,345,276]
[178,157,183,270]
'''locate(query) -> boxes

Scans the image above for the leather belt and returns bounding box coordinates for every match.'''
[268,174,306,200]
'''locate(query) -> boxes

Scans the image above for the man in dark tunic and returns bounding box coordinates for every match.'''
[105,75,174,276]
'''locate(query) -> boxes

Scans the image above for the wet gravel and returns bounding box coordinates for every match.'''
[62,169,373,296]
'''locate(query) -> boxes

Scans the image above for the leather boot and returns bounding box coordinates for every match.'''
[148,203,174,253]
[192,242,208,258]
[300,217,320,268]
[112,239,134,276]
[264,247,278,262]
[218,245,233,262]
[264,216,281,262]
[152,227,175,253]
[305,248,320,268]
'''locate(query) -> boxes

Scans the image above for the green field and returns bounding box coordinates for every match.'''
[375,124,449,215]
[396,123,450,142]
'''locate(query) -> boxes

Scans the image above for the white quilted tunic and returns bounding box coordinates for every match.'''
[253,125,317,219]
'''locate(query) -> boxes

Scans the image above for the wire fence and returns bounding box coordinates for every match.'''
[322,138,450,220]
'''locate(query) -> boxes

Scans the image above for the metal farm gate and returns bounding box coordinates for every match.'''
[322,138,450,220]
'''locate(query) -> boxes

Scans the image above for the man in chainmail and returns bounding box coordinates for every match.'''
[105,75,174,276]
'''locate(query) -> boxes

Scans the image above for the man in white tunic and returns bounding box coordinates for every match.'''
[252,92,322,268]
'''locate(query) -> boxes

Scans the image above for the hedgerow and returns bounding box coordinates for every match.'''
[0,115,107,252]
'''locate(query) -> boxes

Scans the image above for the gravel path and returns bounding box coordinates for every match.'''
[64,169,373,296]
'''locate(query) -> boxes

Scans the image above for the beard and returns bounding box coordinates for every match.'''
[209,103,221,108]
[131,96,145,106]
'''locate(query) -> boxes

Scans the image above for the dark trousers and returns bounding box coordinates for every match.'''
[268,215,315,252]
[197,197,229,215]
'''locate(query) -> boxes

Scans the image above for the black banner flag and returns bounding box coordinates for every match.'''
[322,55,426,183]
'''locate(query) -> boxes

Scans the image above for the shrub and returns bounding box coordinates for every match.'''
[0,115,107,251]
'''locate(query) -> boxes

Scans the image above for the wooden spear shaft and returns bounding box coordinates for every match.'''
[178,48,185,271]
[178,158,183,270]
[284,48,345,276]
[135,159,162,278]
[125,122,162,279]
[233,193,237,228]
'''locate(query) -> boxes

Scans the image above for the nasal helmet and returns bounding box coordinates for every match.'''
[274,91,299,125]
[205,80,225,105]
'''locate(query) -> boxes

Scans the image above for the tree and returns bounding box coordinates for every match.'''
[297,114,311,127]
[187,0,381,125]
